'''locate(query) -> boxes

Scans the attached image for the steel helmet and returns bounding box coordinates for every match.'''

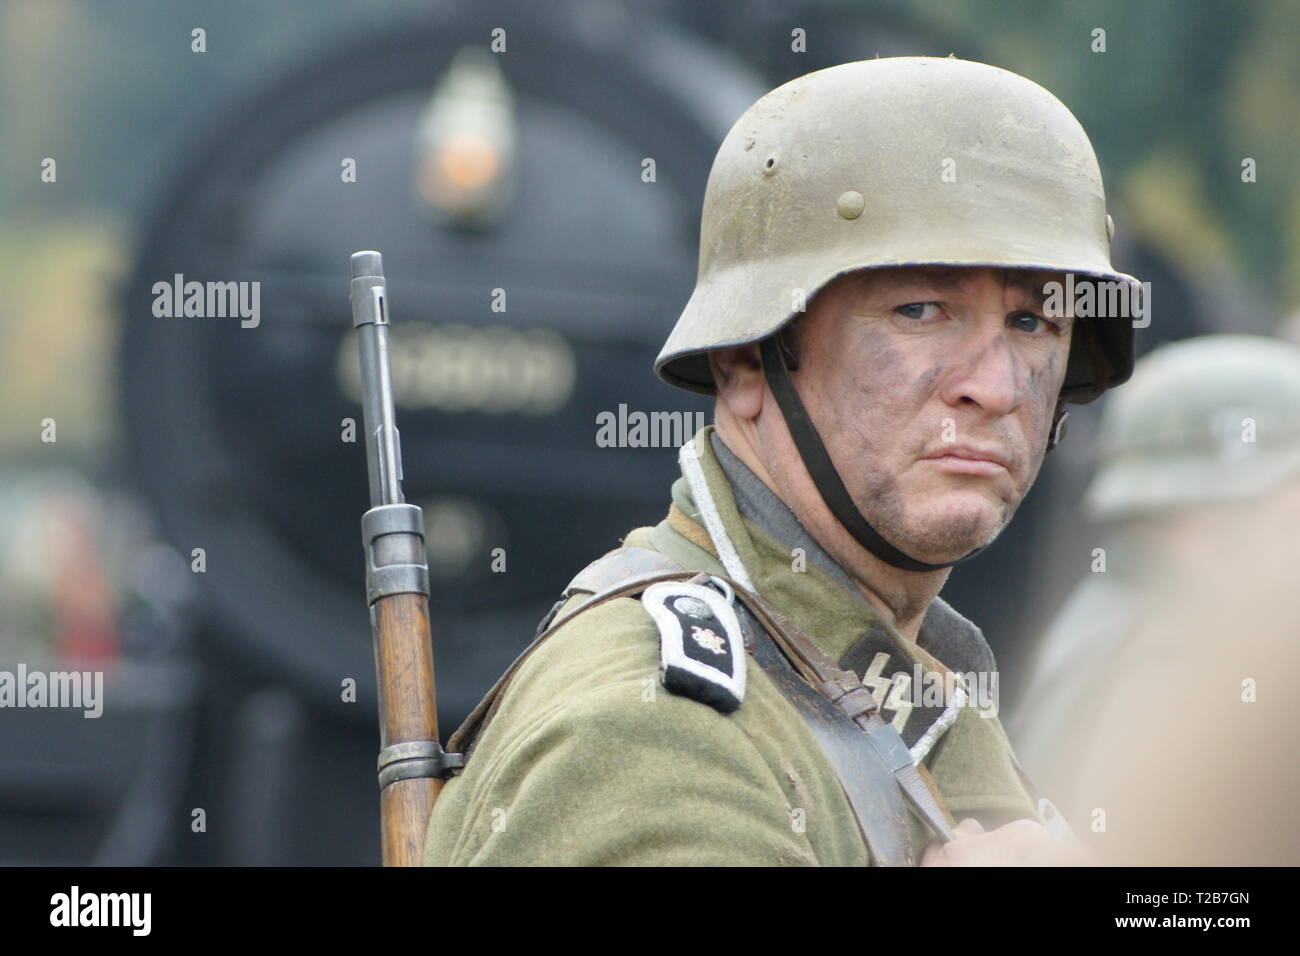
[656,56,1136,405]
[1085,335,1300,521]
[656,57,1140,572]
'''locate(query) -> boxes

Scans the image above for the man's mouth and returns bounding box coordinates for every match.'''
[921,445,1011,476]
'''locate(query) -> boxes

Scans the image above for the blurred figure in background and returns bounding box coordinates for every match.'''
[0,472,200,864]
[1012,334,1300,863]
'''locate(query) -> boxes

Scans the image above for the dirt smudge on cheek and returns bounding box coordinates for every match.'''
[818,326,915,507]
[859,330,905,382]
[1012,349,1066,487]
[992,336,1026,407]
[1027,345,1057,395]
[839,325,913,415]
[856,467,903,534]
[1026,349,1064,429]
[914,362,943,395]
[856,324,939,404]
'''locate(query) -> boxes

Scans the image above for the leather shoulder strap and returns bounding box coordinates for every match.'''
[565,546,683,597]
[445,548,689,758]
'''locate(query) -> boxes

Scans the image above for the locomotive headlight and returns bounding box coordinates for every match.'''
[425,131,500,192]
[414,47,516,226]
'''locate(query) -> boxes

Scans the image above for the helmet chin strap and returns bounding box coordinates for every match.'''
[759,335,989,573]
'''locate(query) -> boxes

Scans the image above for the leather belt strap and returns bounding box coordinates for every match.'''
[737,601,914,864]
[724,580,957,845]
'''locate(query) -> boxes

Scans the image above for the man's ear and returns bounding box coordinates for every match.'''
[708,345,765,421]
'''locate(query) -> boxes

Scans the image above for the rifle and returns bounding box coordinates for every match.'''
[350,250,462,866]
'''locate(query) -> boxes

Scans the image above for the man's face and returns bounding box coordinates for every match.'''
[775,266,1073,565]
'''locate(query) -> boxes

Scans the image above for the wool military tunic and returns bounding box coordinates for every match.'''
[424,426,1039,865]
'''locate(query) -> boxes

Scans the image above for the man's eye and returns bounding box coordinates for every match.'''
[1008,310,1054,334]
[896,302,941,320]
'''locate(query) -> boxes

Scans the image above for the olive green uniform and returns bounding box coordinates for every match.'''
[424,427,1036,865]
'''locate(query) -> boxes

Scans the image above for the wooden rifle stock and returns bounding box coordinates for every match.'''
[372,592,443,865]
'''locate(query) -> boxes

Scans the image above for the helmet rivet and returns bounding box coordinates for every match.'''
[836,190,865,220]
[1105,213,1115,242]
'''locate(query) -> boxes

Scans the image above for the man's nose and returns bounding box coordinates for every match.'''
[938,319,1023,417]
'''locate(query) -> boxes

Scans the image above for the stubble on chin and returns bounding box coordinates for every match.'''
[854,470,1013,563]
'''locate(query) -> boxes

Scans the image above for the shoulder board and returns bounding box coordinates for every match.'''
[642,580,746,713]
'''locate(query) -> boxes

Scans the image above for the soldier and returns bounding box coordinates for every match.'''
[424,56,1136,866]
[1011,334,1300,861]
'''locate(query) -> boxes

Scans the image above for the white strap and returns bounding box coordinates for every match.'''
[910,679,967,764]
[679,439,757,593]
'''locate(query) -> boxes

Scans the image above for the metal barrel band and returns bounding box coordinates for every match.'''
[366,564,430,604]
[362,503,431,603]
[362,502,424,537]
[377,740,464,790]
